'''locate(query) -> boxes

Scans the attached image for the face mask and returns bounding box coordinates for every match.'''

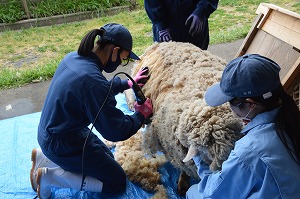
[240,109,252,125]
[104,50,121,73]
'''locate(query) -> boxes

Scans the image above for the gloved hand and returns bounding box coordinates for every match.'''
[128,66,150,88]
[134,98,153,120]
[185,14,203,37]
[158,29,173,42]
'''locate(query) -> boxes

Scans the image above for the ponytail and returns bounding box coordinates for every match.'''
[276,90,300,164]
[78,28,105,56]
[251,86,300,164]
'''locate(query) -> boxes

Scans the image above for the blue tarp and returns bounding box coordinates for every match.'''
[0,94,196,198]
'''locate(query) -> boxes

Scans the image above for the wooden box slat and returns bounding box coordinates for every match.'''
[235,3,300,109]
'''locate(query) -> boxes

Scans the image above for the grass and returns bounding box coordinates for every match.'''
[0,0,132,23]
[0,0,299,89]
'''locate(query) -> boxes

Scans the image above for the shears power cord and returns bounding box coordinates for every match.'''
[80,72,136,191]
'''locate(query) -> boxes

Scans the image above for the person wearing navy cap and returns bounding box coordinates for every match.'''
[186,54,300,198]
[30,23,153,198]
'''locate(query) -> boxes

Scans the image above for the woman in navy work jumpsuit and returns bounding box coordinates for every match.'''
[29,23,153,199]
[145,0,219,50]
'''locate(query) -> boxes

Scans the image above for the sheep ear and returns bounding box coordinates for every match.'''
[183,145,198,162]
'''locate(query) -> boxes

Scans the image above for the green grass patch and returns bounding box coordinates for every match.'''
[0,0,133,23]
[0,59,59,88]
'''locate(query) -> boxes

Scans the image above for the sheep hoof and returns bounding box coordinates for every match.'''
[177,170,190,196]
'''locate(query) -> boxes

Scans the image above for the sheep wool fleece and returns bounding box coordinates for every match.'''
[127,42,243,179]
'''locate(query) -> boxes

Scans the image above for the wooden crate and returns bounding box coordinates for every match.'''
[235,3,300,108]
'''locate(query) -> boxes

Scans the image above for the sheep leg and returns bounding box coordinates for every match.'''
[177,170,190,196]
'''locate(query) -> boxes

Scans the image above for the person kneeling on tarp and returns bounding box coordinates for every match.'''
[30,23,153,199]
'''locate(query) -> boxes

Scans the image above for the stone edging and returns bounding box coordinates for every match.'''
[0,6,131,32]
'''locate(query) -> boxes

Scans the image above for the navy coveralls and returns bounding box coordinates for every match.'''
[145,0,219,50]
[37,52,144,194]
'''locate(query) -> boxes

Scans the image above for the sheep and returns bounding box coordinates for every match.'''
[112,41,243,197]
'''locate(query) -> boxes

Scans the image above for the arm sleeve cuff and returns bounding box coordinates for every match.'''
[193,156,212,178]
[121,79,130,91]
[133,111,145,124]
[194,0,219,18]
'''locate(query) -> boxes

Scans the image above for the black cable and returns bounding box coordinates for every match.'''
[80,71,136,191]
[115,71,135,84]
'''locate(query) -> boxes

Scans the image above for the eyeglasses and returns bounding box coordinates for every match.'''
[122,57,130,66]
[229,98,246,107]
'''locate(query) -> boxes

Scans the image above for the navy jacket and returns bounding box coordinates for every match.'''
[38,52,144,144]
[145,0,219,50]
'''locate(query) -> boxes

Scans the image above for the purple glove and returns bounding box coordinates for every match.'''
[134,98,153,119]
[158,29,173,42]
[185,14,203,37]
[128,66,150,88]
